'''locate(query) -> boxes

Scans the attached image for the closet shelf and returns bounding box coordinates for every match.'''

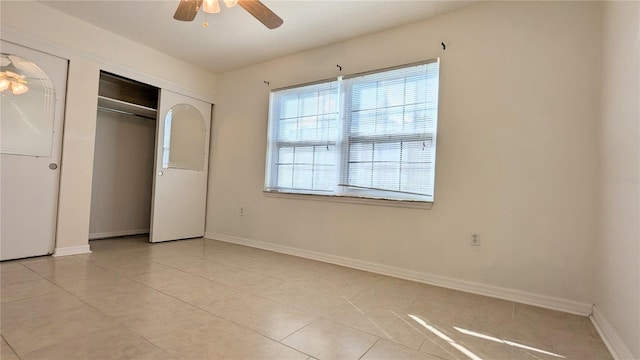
[97,96,157,120]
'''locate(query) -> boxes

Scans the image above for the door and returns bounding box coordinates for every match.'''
[150,90,211,243]
[0,41,68,260]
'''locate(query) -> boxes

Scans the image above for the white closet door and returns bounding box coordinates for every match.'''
[150,90,211,243]
[0,41,68,260]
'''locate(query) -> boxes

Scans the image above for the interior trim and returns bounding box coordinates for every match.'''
[591,306,636,360]
[52,245,92,257]
[89,229,150,240]
[205,232,593,316]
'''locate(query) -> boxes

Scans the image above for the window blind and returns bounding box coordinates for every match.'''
[266,81,339,193]
[340,62,439,199]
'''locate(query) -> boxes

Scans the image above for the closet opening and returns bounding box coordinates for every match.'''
[89,71,159,243]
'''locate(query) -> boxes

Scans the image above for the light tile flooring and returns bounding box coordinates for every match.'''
[1,236,612,360]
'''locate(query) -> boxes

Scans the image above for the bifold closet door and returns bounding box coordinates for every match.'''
[150,90,211,243]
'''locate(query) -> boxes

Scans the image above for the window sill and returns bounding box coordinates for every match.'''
[263,191,434,210]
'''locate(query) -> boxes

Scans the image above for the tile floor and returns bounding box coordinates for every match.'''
[1,236,612,360]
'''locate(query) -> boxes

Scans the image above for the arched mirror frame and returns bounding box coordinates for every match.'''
[162,103,207,171]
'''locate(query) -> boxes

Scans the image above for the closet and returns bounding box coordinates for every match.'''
[89,72,159,239]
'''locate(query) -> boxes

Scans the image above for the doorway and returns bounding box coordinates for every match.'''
[89,72,212,245]
[0,41,68,261]
[89,72,158,240]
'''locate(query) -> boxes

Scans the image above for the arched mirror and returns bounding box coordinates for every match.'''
[162,103,206,171]
[1,54,56,156]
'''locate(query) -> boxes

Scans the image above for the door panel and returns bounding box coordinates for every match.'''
[0,41,68,260]
[150,90,211,243]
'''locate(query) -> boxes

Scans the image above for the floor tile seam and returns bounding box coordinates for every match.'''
[122,319,251,359]
[420,334,464,360]
[150,262,304,310]
[267,314,322,343]
[0,272,87,310]
[35,261,199,325]
[196,257,300,285]
[5,265,52,285]
[18,323,128,359]
[188,297,298,339]
[0,278,57,299]
[356,336,382,360]
[147,268,284,308]
[84,257,136,277]
[1,262,42,275]
[0,262,29,272]
[116,322,194,358]
[126,275,252,324]
[316,313,399,344]
[1,334,23,360]
[3,273,111,333]
[256,331,319,359]
[211,296,285,326]
[279,316,330,346]
[127,279,274,339]
[9,318,124,358]
[138,258,242,292]
[386,308,431,346]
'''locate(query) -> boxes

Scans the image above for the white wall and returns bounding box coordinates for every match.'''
[595,1,640,359]
[207,1,602,309]
[0,1,217,253]
[89,111,156,239]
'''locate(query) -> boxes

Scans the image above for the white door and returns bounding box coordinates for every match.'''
[0,41,68,260]
[150,90,211,243]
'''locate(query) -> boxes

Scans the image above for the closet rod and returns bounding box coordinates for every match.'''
[97,105,156,121]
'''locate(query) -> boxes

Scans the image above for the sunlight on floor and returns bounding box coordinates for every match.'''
[453,326,565,358]
[408,314,483,360]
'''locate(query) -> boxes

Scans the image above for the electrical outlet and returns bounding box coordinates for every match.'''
[471,233,480,246]
[239,207,244,216]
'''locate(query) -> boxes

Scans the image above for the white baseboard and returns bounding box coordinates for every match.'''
[591,306,637,360]
[53,245,92,257]
[205,232,593,316]
[89,229,149,240]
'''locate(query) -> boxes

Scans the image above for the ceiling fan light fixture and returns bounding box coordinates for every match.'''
[10,81,28,95]
[0,71,29,95]
[223,0,238,8]
[202,0,220,14]
[0,77,9,92]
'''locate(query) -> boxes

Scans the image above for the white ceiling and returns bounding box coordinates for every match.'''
[40,0,476,73]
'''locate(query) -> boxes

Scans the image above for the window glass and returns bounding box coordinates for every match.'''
[0,54,56,157]
[163,103,206,171]
[265,60,439,202]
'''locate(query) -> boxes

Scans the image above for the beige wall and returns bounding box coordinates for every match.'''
[596,1,640,358]
[208,1,602,306]
[1,1,217,252]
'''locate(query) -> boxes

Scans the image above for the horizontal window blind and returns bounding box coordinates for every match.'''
[340,62,439,199]
[265,59,439,202]
[266,81,339,192]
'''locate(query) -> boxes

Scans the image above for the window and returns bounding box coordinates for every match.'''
[265,60,439,203]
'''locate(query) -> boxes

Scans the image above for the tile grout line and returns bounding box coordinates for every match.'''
[357,337,381,360]
[1,334,23,360]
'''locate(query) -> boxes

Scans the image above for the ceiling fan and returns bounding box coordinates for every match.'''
[173,0,283,29]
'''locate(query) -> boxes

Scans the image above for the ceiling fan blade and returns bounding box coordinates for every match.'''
[238,0,283,29]
[173,0,203,22]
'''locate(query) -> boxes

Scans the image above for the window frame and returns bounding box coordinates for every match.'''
[265,59,440,206]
